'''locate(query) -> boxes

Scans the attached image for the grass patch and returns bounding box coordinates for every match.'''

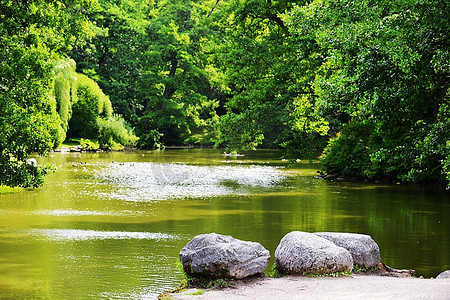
[266,264,284,278]
[0,185,23,194]
[303,271,353,278]
[352,264,380,274]
[60,138,82,148]
[186,289,204,295]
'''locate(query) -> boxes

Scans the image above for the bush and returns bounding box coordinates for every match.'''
[68,73,112,138]
[320,120,373,177]
[97,114,138,150]
[80,138,100,151]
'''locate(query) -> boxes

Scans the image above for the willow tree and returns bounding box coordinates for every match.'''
[0,0,94,187]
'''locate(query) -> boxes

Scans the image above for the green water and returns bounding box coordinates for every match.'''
[0,149,449,298]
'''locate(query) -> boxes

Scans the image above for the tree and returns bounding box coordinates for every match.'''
[72,0,223,148]
[214,0,328,157]
[0,0,94,187]
[287,0,450,184]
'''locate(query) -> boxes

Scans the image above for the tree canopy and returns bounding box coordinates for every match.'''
[1,0,449,188]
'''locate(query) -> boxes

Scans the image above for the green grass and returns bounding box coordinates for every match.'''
[0,185,22,194]
[60,138,82,148]
[186,289,204,295]
[266,264,284,278]
[303,271,353,278]
[352,264,379,274]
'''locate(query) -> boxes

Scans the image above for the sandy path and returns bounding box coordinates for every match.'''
[171,275,450,300]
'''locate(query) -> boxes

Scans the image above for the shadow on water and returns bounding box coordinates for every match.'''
[0,149,449,298]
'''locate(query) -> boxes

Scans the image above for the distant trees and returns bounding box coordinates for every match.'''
[71,0,223,147]
[1,0,448,187]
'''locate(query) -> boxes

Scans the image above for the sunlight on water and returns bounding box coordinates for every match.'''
[1,150,449,299]
[28,229,181,241]
[95,162,289,201]
[32,209,147,217]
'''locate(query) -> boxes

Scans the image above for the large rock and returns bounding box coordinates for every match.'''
[179,233,270,279]
[275,231,353,274]
[436,270,450,279]
[315,232,381,267]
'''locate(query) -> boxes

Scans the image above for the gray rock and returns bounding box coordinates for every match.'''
[55,146,70,152]
[436,270,450,279]
[70,145,83,152]
[275,231,353,274]
[315,232,381,267]
[179,233,270,279]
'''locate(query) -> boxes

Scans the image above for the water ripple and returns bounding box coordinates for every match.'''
[94,162,287,201]
[28,229,180,241]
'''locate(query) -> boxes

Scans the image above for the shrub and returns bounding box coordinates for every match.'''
[68,73,112,138]
[80,138,100,151]
[97,114,138,150]
[320,120,373,177]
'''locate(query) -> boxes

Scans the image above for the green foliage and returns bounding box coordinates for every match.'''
[80,138,100,151]
[72,0,223,147]
[0,0,94,187]
[216,112,265,152]
[266,264,284,278]
[352,264,379,274]
[69,73,112,138]
[303,271,352,278]
[2,0,449,187]
[289,0,450,184]
[97,114,139,149]
[319,120,373,177]
[53,59,78,147]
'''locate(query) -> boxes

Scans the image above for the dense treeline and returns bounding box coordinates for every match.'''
[1,0,449,188]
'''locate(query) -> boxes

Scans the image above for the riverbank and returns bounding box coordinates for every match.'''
[167,274,450,299]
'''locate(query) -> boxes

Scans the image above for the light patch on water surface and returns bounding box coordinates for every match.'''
[94,162,288,201]
[34,209,111,216]
[28,229,180,241]
[32,209,148,217]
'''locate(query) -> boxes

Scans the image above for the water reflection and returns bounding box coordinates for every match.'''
[27,229,181,242]
[95,162,289,201]
[0,149,449,299]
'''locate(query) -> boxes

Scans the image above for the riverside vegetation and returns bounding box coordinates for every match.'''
[1,0,449,189]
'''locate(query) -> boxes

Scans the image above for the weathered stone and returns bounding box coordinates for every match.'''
[70,145,83,152]
[315,232,381,267]
[179,233,270,279]
[436,270,450,279]
[275,231,353,274]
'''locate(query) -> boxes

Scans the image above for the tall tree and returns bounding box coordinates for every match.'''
[287,0,450,184]
[215,0,328,157]
[0,0,94,187]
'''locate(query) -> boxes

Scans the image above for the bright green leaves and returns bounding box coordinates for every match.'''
[290,95,329,136]
[69,73,112,138]
[288,0,450,183]
[0,0,94,187]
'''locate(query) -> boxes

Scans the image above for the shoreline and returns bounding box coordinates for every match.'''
[166,274,450,299]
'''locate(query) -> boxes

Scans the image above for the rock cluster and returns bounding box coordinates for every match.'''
[275,231,353,274]
[179,231,446,280]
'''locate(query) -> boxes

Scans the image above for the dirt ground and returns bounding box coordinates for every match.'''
[166,274,450,300]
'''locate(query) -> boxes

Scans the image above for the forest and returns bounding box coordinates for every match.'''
[0,0,449,188]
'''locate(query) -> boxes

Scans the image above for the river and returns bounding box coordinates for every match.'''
[0,149,449,298]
